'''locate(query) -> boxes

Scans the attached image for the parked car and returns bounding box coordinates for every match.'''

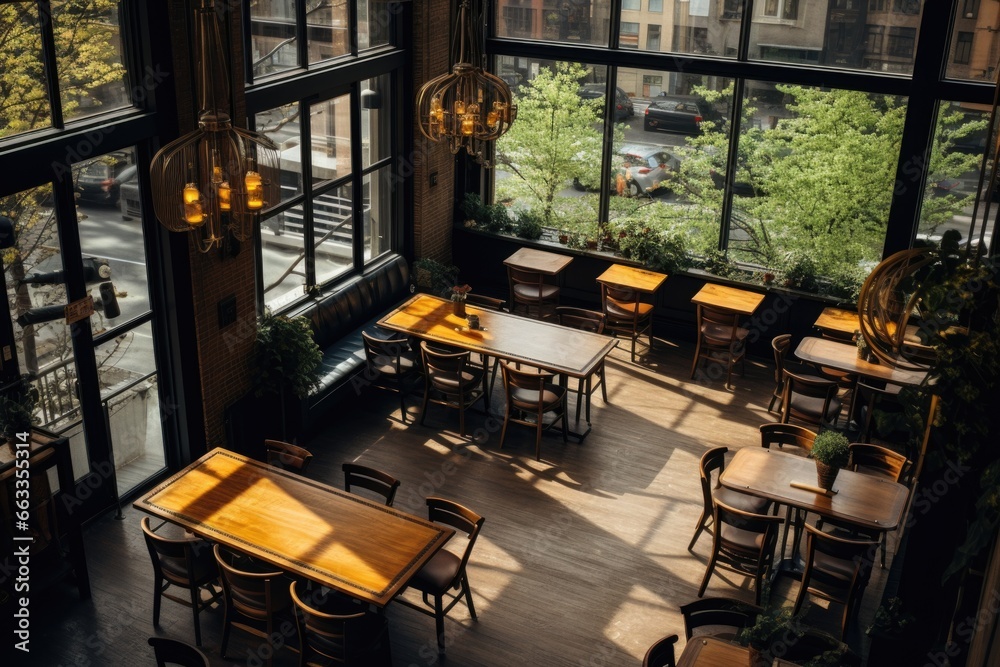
[118,171,142,220]
[76,156,136,206]
[615,145,680,197]
[643,96,705,135]
[578,84,634,123]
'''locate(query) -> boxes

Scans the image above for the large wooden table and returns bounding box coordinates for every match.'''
[379,294,617,381]
[503,247,574,276]
[133,448,453,607]
[794,336,927,388]
[720,448,909,533]
[691,283,766,316]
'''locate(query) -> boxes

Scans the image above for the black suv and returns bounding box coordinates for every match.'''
[76,153,135,206]
[578,84,634,123]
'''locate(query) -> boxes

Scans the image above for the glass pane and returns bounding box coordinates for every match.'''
[261,204,308,311]
[724,83,905,300]
[918,100,993,253]
[364,167,393,263]
[310,94,352,185]
[314,183,354,285]
[361,74,392,169]
[947,3,1000,81]
[359,0,392,50]
[52,0,128,122]
[76,147,150,325]
[750,0,922,74]
[496,0,610,47]
[494,59,605,242]
[307,0,350,64]
[94,323,163,495]
[608,72,734,263]
[0,3,52,139]
[633,0,739,56]
[257,104,303,202]
[249,0,299,78]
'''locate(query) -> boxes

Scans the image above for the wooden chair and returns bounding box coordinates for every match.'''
[759,422,817,559]
[848,443,909,482]
[397,497,485,654]
[556,306,609,423]
[600,282,654,362]
[855,377,905,444]
[361,330,422,424]
[419,340,487,437]
[466,292,507,396]
[264,439,313,473]
[690,305,749,388]
[769,334,793,414]
[140,517,222,647]
[507,265,559,319]
[679,597,763,641]
[792,524,878,641]
[697,500,783,605]
[642,633,678,667]
[147,636,210,667]
[213,545,295,666]
[780,368,842,428]
[498,362,568,461]
[290,580,392,666]
[342,462,401,506]
[688,447,770,551]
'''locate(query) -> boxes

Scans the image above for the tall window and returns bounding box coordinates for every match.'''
[954,32,973,65]
[647,25,661,52]
[762,0,799,20]
[622,0,640,10]
[961,0,980,19]
[648,0,663,12]
[246,3,403,312]
[620,22,639,49]
[893,0,920,15]
[887,27,917,58]
[866,25,885,54]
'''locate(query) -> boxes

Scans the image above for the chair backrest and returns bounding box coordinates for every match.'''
[601,282,642,319]
[698,305,742,346]
[556,306,606,334]
[759,423,816,456]
[148,636,210,667]
[213,545,292,618]
[420,341,474,391]
[642,633,678,667]
[848,443,908,482]
[289,580,383,665]
[500,362,556,412]
[679,597,763,640]
[697,446,728,513]
[772,334,792,383]
[264,439,313,473]
[141,516,209,582]
[802,523,878,596]
[713,500,783,560]
[466,293,506,311]
[342,462,401,506]
[426,496,485,582]
[507,266,545,288]
[781,369,839,425]
[361,330,410,370]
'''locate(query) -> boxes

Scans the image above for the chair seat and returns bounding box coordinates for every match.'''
[811,550,860,582]
[511,384,564,410]
[430,367,485,391]
[719,523,767,551]
[160,550,216,584]
[410,548,461,593]
[714,487,769,514]
[513,283,559,300]
[369,352,419,376]
[605,299,653,321]
[701,323,749,344]
[789,394,843,421]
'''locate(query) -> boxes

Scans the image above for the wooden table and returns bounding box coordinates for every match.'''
[596,263,668,294]
[503,247,574,276]
[133,448,453,607]
[813,307,858,337]
[794,337,927,388]
[677,636,749,666]
[691,283,766,316]
[720,448,909,533]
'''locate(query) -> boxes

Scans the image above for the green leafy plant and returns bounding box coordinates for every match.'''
[253,312,322,400]
[781,253,820,292]
[0,374,39,441]
[736,606,801,652]
[514,211,544,240]
[811,430,851,468]
[697,249,743,280]
[867,597,914,637]
[413,257,459,296]
[461,192,515,234]
[611,217,691,274]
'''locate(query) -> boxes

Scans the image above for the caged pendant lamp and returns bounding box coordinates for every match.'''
[150,0,279,253]
[415,0,516,167]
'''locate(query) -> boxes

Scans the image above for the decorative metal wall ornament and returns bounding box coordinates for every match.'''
[415,0,516,167]
[149,0,279,253]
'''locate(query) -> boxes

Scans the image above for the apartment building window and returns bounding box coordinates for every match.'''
[961,0,980,19]
[647,25,661,51]
[648,0,663,12]
[866,24,884,54]
[763,0,799,20]
[954,32,973,64]
[623,0,640,10]
[887,27,916,58]
[892,0,920,15]
[722,0,742,19]
[503,6,534,37]
[620,22,639,48]
[869,0,886,9]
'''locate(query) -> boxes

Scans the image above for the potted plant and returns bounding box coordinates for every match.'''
[253,311,323,440]
[450,284,472,317]
[0,374,39,451]
[413,257,459,296]
[811,430,851,491]
[736,606,800,667]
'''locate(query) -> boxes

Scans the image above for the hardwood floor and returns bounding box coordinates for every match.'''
[23,340,900,666]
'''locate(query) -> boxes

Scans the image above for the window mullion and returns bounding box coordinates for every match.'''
[36,0,63,128]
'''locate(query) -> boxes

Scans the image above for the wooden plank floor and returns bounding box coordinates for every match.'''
[22,339,900,666]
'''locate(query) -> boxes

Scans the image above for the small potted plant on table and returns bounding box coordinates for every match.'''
[811,430,851,491]
[451,284,472,317]
[737,606,800,667]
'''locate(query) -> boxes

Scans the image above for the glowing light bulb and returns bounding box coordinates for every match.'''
[461,115,474,136]
[218,181,231,211]
[455,100,466,115]
[183,183,204,226]
[211,149,223,183]
[245,171,264,210]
